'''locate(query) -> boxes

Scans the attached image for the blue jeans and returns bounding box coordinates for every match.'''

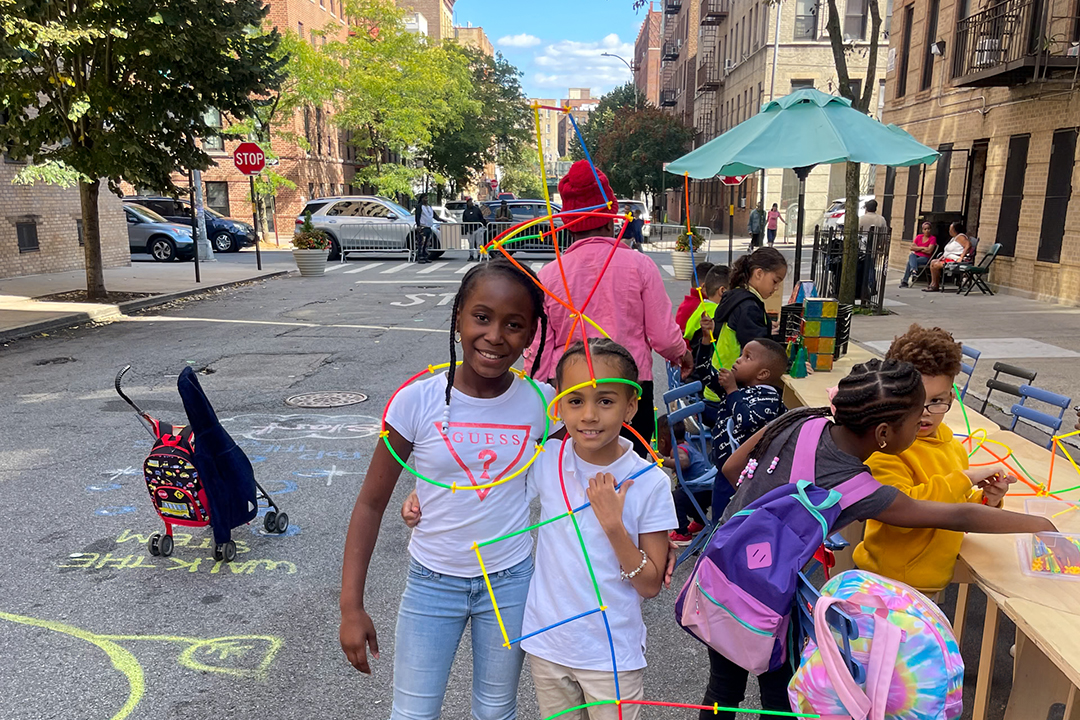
[902,253,929,284]
[391,556,533,720]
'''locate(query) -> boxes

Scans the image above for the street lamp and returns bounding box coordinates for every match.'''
[601,52,636,72]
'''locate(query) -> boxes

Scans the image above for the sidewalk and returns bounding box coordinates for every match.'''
[0,250,295,341]
[851,278,1080,428]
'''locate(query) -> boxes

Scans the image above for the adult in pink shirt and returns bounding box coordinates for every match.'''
[525,161,692,455]
[900,221,938,287]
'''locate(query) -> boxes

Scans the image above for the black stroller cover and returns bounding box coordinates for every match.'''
[177,367,258,545]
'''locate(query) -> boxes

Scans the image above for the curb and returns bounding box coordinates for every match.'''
[0,270,290,343]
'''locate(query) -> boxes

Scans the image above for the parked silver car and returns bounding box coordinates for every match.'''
[296,196,444,261]
[123,203,195,262]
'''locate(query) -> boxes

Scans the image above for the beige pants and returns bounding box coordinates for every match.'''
[529,655,645,720]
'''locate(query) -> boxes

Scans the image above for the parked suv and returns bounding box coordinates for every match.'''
[123,203,195,262]
[479,199,570,253]
[822,195,876,230]
[124,195,256,253]
[296,196,443,262]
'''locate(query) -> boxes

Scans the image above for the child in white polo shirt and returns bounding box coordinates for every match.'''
[522,338,676,720]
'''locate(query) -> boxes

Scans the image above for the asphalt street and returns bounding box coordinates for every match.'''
[0,246,1020,720]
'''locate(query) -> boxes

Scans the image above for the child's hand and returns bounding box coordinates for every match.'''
[587,473,632,533]
[401,490,421,528]
[715,367,738,394]
[966,466,1016,507]
[700,314,715,338]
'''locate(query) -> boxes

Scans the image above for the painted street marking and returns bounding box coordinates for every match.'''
[344,262,384,274]
[123,316,445,333]
[324,264,345,272]
[380,263,411,274]
[863,337,1080,359]
[530,262,545,272]
[662,264,675,277]
[219,414,381,441]
[417,261,448,274]
[354,280,459,285]
[293,465,364,487]
[455,264,472,273]
[391,292,457,307]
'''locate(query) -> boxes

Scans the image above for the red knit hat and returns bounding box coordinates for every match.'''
[558,160,618,233]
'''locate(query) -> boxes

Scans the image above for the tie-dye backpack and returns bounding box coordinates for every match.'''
[789,570,964,720]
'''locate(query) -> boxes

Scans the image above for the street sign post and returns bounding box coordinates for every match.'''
[233,142,265,270]
[719,176,747,262]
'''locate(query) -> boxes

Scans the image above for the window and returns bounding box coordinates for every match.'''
[795,0,818,40]
[848,78,863,101]
[76,219,84,247]
[762,5,770,44]
[883,0,893,34]
[204,182,230,216]
[16,221,38,253]
[309,183,315,199]
[932,144,952,212]
[202,109,223,151]
[791,78,815,90]
[896,6,914,97]
[844,0,867,40]
[902,165,921,240]
[311,29,317,45]
[319,0,324,8]
[330,0,335,13]
[996,134,1029,257]
[921,0,940,90]
[298,21,304,38]
[315,107,323,155]
[881,166,897,225]
[1037,128,1077,263]
[303,107,312,150]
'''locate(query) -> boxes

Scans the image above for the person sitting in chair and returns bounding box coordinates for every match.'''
[924,221,972,293]
[900,221,937,288]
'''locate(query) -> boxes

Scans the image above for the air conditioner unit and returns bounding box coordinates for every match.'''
[724,58,735,72]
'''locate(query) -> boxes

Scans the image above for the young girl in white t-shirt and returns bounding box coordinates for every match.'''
[522,338,676,720]
[339,259,556,720]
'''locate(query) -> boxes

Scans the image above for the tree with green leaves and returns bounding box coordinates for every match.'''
[332,0,474,197]
[425,46,531,198]
[498,155,545,200]
[0,0,285,299]
[570,82,647,162]
[823,0,884,305]
[593,107,693,202]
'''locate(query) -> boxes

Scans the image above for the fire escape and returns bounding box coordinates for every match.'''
[694,0,728,144]
[660,8,683,107]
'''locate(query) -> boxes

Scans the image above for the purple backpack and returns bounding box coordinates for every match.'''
[674,417,881,674]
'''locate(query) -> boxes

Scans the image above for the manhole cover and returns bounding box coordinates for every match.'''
[285,391,368,408]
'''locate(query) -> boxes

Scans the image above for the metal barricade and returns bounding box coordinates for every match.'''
[810,225,892,314]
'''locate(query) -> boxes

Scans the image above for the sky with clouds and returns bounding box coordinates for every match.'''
[452,0,649,100]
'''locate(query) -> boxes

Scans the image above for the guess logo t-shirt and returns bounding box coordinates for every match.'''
[385,372,556,576]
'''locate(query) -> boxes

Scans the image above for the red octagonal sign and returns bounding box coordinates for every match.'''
[233,142,266,176]
[720,175,748,186]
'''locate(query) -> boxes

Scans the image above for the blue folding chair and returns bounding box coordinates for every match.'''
[959,344,981,402]
[663,381,718,568]
[1010,385,1072,449]
[792,571,865,683]
[665,361,683,393]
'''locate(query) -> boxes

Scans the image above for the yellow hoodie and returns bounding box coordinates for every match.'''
[853,422,984,593]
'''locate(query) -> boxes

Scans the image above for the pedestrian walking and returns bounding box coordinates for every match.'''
[766,203,785,246]
[413,193,434,264]
[626,209,645,251]
[461,197,487,262]
[748,203,764,248]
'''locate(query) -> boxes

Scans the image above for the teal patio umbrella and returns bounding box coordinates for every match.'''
[666,88,938,277]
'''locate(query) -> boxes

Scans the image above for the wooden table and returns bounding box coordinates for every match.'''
[783,345,1080,720]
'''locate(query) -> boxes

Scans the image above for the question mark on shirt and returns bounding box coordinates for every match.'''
[478,450,498,480]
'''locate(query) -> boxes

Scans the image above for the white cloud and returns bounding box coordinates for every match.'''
[497,33,543,48]
[529,34,634,96]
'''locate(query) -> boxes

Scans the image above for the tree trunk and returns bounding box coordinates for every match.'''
[79,178,107,301]
[839,162,861,305]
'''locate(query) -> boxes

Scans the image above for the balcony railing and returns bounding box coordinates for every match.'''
[662,39,682,61]
[697,53,724,89]
[660,88,679,106]
[953,0,1080,86]
[700,0,731,25]
[665,0,682,14]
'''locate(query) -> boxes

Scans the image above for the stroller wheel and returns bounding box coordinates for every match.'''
[148,533,162,556]
[160,534,174,557]
[263,511,278,533]
[223,541,237,562]
[275,512,289,534]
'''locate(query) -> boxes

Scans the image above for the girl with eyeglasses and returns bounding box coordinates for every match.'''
[853,324,1017,596]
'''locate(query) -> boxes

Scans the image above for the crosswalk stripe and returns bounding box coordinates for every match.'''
[325,263,346,272]
[530,262,545,272]
[455,264,472,274]
[417,261,448,274]
[662,264,675,277]
[344,263,383,274]
[380,263,411,274]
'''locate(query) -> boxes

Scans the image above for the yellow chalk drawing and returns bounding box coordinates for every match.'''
[0,610,282,720]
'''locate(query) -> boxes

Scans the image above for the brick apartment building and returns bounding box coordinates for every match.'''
[399,0,454,41]
[657,0,888,234]
[0,161,128,280]
[877,0,1080,304]
[532,99,562,167]
[634,3,663,106]
[557,89,599,157]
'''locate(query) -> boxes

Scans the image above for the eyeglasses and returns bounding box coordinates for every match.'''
[924,399,953,415]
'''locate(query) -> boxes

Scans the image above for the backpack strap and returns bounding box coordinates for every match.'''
[834,471,883,510]
[789,417,829,484]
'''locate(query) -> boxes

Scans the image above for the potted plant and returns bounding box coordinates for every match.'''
[671,230,704,281]
[292,210,330,277]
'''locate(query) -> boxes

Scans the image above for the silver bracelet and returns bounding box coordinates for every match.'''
[621,549,649,581]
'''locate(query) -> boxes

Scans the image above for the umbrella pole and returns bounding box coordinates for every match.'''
[728,185,734,265]
[793,165,814,282]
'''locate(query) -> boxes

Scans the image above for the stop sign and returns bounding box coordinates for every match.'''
[720,175,748,186]
[233,142,266,175]
[489,178,499,190]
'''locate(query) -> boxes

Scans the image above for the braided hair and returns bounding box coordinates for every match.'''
[443,258,549,432]
[750,358,924,462]
[555,338,639,390]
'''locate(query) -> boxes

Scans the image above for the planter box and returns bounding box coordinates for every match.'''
[671,250,696,281]
[293,249,328,277]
